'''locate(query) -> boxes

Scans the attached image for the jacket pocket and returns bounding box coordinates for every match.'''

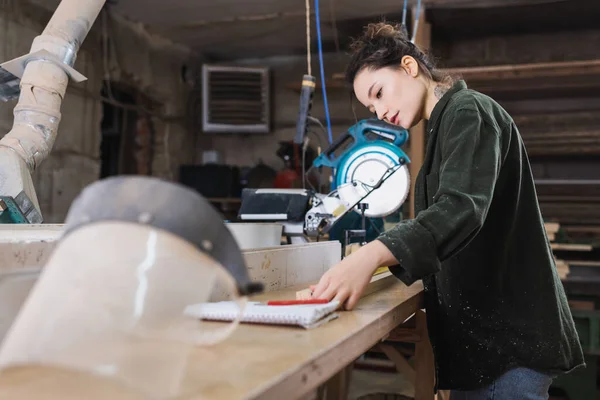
[425,172,439,206]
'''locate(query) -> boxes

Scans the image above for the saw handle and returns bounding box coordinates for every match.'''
[312,118,409,170]
[355,119,409,147]
[313,130,353,169]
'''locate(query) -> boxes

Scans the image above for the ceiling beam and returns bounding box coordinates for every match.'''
[423,0,569,8]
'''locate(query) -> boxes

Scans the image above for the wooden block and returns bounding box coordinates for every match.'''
[555,259,570,280]
[363,271,396,298]
[295,271,396,301]
[213,241,341,301]
[545,222,560,234]
[551,243,592,252]
[296,288,312,300]
[344,243,362,257]
[569,299,595,311]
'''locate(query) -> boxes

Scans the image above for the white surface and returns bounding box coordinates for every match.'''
[340,145,411,218]
[185,300,340,329]
[226,223,283,249]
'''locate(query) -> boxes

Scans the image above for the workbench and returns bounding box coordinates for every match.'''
[0,280,431,400]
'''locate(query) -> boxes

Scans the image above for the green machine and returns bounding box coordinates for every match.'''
[0,0,103,224]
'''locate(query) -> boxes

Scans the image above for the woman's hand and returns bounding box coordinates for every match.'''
[311,240,398,310]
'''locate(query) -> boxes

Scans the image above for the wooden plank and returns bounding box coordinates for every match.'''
[568,300,595,311]
[0,281,425,400]
[0,228,341,299]
[414,310,435,400]
[446,60,600,81]
[544,222,560,234]
[296,271,396,301]
[377,343,416,383]
[563,226,600,234]
[565,260,600,267]
[551,243,593,252]
[383,309,436,400]
[0,224,63,271]
[324,363,353,399]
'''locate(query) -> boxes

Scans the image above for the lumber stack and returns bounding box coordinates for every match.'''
[545,222,570,280]
[537,182,600,243]
[545,221,600,281]
[514,112,600,157]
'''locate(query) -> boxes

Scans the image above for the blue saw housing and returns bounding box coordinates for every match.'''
[312,118,411,190]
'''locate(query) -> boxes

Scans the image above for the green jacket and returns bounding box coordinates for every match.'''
[377,80,584,390]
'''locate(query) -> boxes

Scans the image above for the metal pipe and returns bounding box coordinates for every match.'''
[0,0,106,172]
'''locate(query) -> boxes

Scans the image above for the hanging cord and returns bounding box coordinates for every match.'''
[400,0,409,38]
[315,0,334,145]
[328,0,341,56]
[305,0,312,75]
[411,0,422,43]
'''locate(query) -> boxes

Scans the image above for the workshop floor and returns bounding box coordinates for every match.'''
[347,368,575,400]
[348,369,413,400]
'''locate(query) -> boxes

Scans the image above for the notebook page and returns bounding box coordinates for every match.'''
[184,301,340,329]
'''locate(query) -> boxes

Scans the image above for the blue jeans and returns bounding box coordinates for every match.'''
[451,367,555,400]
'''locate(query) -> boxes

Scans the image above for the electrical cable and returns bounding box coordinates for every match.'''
[401,0,408,26]
[305,0,311,76]
[328,0,341,56]
[314,0,334,145]
[401,0,409,38]
[302,137,308,189]
[307,116,327,138]
[368,217,382,236]
[411,0,422,43]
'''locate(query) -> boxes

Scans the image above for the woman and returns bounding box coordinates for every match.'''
[310,22,584,398]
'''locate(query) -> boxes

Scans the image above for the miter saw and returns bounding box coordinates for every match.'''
[238,118,411,247]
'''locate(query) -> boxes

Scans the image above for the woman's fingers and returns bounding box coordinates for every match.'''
[319,284,339,302]
[333,289,351,309]
[311,277,330,299]
[345,291,361,311]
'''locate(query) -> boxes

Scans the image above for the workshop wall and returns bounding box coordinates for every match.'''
[203,27,600,172]
[436,28,600,67]
[201,53,373,172]
[0,1,196,223]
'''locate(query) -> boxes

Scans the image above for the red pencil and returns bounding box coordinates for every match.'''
[266,299,329,306]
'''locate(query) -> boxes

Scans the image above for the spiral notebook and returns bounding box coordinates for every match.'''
[184,300,340,329]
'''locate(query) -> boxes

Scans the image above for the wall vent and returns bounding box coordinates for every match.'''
[202,64,270,133]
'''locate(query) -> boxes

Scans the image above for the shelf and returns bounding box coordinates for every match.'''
[299,60,600,97]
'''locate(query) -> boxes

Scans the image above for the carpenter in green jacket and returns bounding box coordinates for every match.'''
[311,21,585,394]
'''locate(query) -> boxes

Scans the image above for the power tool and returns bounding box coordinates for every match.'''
[238,118,411,245]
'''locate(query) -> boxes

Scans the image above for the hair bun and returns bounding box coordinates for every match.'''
[366,22,402,40]
[350,21,409,52]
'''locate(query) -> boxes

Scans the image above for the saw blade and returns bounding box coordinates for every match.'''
[355,164,410,218]
[343,158,410,218]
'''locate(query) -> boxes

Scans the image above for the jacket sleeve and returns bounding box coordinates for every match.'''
[377,107,502,285]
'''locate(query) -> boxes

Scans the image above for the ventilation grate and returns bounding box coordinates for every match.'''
[202,65,270,133]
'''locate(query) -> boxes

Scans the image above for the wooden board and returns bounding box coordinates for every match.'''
[0,281,425,400]
[0,230,341,301]
[551,243,593,252]
[295,271,396,301]
[0,224,63,271]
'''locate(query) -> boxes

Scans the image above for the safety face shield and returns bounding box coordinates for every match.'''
[0,176,261,399]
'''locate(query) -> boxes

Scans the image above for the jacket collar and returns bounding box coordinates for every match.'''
[426,79,467,134]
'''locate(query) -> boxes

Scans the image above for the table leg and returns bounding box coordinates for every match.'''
[379,309,436,400]
[323,362,354,400]
[413,310,434,400]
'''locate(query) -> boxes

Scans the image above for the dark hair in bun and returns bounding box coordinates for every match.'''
[345,21,451,86]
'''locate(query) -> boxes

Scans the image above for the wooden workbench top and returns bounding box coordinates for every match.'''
[0,280,424,400]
